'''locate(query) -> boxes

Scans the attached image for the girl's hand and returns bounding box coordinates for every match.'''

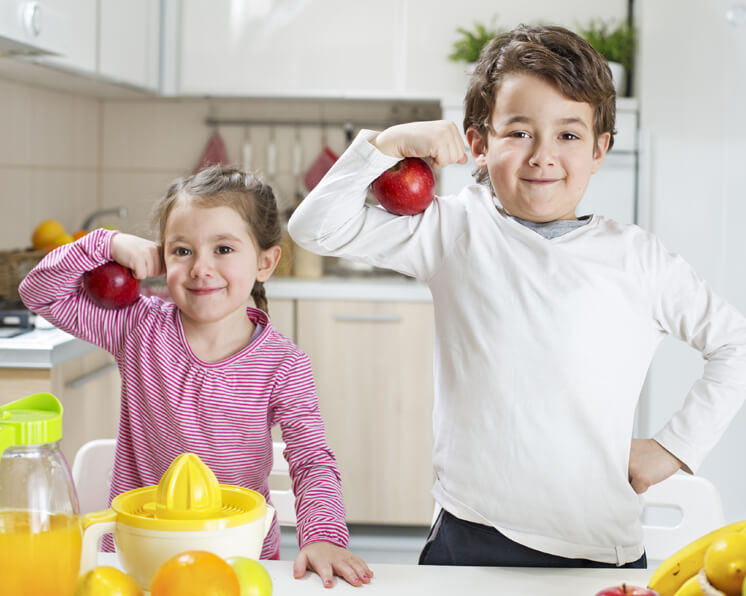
[293,541,373,588]
[372,120,468,168]
[628,438,683,493]
[110,233,163,280]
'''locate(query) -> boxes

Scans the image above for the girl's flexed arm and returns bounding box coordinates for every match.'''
[18,229,162,356]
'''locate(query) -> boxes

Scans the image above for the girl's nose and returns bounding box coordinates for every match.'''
[190,253,213,277]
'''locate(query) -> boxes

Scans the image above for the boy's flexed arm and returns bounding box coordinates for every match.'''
[288,121,467,280]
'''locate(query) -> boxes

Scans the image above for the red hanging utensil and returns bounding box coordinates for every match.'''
[193,131,229,174]
[303,145,338,192]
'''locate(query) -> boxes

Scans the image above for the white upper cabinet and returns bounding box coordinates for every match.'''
[0,0,97,73]
[176,0,628,99]
[178,0,407,97]
[98,0,160,91]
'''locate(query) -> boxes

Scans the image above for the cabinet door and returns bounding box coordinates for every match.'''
[267,297,295,341]
[297,299,434,525]
[32,0,97,73]
[51,349,120,465]
[98,0,160,90]
[178,0,405,96]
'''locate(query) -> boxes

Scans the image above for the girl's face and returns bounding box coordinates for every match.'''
[467,73,610,222]
[163,201,278,327]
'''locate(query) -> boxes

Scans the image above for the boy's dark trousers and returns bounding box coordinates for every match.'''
[419,509,648,568]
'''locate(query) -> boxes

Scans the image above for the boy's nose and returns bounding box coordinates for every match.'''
[528,139,556,167]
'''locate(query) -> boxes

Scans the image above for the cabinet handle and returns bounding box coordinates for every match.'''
[23,1,42,37]
[66,363,118,389]
[332,313,402,323]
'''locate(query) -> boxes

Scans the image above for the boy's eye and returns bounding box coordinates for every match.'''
[216,245,233,255]
[560,132,580,140]
[173,247,191,256]
[509,131,530,138]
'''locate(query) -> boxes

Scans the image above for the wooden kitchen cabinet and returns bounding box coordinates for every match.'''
[0,348,120,465]
[296,299,435,525]
[267,297,295,342]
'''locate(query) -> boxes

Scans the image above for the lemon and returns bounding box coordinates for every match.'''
[31,219,66,251]
[75,566,143,596]
[226,556,272,596]
[48,232,74,251]
[704,533,746,595]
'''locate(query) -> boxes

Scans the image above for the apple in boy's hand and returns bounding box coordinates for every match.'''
[83,262,141,309]
[595,584,659,595]
[371,157,435,216]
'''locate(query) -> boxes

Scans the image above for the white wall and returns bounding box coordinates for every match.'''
[637,0,746,522]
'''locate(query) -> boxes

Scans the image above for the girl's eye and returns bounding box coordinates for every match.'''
[173,247,191,256]
[217,245,233,255]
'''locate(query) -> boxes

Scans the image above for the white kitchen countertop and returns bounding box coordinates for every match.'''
[98,552,653,595]
[0,327,97,369]
[266,276,432,302]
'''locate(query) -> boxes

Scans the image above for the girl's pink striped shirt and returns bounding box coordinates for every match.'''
[19,228,349,557]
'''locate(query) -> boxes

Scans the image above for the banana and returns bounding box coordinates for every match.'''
[673,573,704,596]
[647,520,746,596]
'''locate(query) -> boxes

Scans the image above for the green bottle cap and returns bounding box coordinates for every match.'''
[0,393,63,457]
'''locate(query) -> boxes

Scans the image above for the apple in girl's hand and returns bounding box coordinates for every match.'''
[595,584,659,595]
[371,157,435,216]
[83,262,140,309]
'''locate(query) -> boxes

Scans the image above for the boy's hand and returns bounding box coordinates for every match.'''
[628,438,683,493]
[293,541,373,588]
[110,233,163,280]
[372,120,468,169]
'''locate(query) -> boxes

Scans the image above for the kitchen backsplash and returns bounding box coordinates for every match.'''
[0,75,441,249]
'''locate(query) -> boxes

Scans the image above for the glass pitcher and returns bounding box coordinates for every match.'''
[0,393,82,596]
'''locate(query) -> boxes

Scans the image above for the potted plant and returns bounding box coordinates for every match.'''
[448,18,503,69]
[577,18,637,95]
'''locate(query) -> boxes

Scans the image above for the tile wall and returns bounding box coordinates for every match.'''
[0,74,441,251]
[0,77,100,250]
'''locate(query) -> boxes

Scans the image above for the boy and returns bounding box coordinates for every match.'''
[288,25,746,567]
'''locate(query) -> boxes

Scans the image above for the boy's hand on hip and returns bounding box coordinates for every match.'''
[293,541,373,588]
[110,233,163,280]
[628,438,683,493]
[372,120,468,168]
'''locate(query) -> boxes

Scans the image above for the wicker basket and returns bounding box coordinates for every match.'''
[0,248,45,302]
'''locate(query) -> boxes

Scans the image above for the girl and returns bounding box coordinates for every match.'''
[19,166,372,588]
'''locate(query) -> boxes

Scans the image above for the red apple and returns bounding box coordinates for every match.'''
[595,584,659,596]
[83,262,140,309]
[371,157,435,216]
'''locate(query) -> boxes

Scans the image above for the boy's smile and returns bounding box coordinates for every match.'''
[467,73,610,223]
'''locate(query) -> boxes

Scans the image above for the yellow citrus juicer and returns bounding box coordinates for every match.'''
[79,452,275,590]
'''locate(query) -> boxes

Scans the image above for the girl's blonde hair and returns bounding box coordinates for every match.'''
[152,165,281,314]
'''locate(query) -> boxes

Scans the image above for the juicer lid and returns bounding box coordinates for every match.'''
[0,393,63,456]
[111,453,268,531]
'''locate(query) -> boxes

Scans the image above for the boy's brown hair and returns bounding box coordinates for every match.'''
[464,24,616,184]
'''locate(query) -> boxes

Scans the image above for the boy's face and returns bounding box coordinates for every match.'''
[467,73,610,222]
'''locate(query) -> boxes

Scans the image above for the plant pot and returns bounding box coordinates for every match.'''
[608,61,626,96]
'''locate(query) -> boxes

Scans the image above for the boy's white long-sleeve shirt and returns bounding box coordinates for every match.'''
[288,131,746,564]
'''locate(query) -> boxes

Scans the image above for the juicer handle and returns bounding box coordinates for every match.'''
[79,509,117,574]
[263,504,275,539]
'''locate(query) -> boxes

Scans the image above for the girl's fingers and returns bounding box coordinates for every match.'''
[332,560,364,587]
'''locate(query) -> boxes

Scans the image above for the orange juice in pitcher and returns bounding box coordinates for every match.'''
[0,394,82,596]
[0,510,82,595]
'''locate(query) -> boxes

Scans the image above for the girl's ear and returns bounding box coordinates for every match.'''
[256,245,282,282]
[466,127,488,168]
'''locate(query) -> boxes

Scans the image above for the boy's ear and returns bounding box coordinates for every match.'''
[591,132,612,173]
[256,245,282,282]
[466,127,488,168]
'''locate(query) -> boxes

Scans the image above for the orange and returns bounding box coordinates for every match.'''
[31,219,66,251]
[75,566,143,596]
[72,229,88,240]
[704,532,746,595]
[150,551,240,596]
[48,232,74,251]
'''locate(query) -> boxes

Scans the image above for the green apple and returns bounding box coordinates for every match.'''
[225,556,272,596]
